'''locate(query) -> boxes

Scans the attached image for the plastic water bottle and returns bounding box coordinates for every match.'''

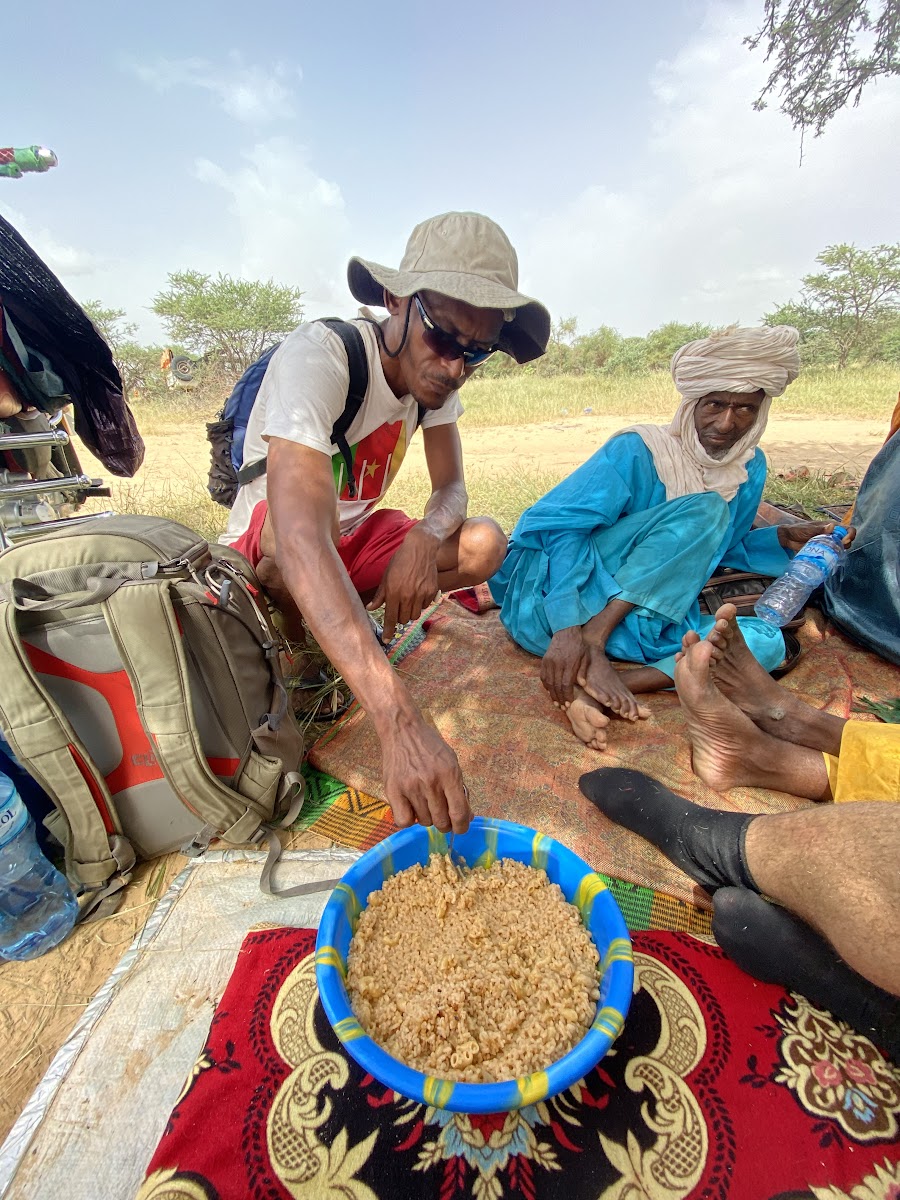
[0,771,78,961]
[755,526,849,627]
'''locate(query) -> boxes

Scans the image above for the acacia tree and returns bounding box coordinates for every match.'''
[82,300,165,398]
[746,0,900,136]
[764,242,900,366]
[152,271,304,377]
[82,299,136,348]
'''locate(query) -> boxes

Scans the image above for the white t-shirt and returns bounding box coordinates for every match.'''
[222,312,463,543]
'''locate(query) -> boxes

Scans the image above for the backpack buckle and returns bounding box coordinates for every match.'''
[181,823,217,858]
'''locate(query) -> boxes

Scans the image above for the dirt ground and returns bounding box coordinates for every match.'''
[80,414,888,490]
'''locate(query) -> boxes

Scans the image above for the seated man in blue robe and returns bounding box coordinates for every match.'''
[490,325,837,751]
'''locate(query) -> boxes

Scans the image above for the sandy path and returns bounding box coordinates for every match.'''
[79,414,886,491]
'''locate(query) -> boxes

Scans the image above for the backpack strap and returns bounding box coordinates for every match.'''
[0,599,130,887]
[102,581,289,844]
[320,319,368,500]
[236,319,370,497]
[235,455,268,488]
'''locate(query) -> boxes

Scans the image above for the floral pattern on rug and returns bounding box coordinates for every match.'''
[138,929,899,1200]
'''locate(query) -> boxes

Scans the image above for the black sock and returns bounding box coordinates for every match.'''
[579,767,758,894]
[713,888,900,1062]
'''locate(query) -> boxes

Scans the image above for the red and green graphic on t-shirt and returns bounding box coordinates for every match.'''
[331,420,408,502]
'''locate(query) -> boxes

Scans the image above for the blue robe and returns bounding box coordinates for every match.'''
[489,433,790,679]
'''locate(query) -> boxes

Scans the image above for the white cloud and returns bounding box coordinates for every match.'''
[0,205,101,278]
[130,54,298,123]
[521,1,900,335]
[193,137,353,311]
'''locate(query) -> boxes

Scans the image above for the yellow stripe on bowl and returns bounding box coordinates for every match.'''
[335,882,361,926]
[428,826,450,857]
[573,872,608,922]
[592,1005,625,1040]
[314,945,347,980]
[474,824,499,870]
[530,832,550,872]
[515,1071,549,1107]
[423,1076,455,1109]
[602,937,634,972]
[333,1016,366,1043]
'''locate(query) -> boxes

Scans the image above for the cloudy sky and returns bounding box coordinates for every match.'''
[5,0,899,343]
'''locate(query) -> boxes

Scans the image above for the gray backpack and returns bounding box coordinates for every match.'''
[0,514,310,910]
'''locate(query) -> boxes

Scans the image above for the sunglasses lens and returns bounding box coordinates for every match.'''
[421,324,464,361]
[415,297,495,366]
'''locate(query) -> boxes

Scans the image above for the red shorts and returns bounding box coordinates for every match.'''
[231,502,417,596]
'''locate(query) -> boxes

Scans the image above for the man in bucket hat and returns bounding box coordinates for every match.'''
[223,211,550,835]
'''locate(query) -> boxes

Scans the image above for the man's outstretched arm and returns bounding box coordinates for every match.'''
[266,436,472,834]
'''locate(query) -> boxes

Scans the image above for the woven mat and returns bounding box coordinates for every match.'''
[137,926,900,1200]
[308,599,900,906]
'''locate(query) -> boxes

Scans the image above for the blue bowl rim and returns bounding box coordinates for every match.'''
[315,816,634,1114]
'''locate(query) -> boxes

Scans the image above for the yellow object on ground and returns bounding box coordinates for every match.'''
[823,722,900,802]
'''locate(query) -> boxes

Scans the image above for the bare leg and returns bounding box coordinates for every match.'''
[745,804,900,995]
[711,888,900,1056]
[435,516,507,591]
[260,513,505,656]
[615,665,676,693]
[255,553,308,648]
[579,766,900,1049]
[674,630,831,799]
[705,603,845,755]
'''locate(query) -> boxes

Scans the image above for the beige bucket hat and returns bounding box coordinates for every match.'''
[347,211,551,364]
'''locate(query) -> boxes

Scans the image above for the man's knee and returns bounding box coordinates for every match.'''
[459,516,507,578]
[255,553,283,594]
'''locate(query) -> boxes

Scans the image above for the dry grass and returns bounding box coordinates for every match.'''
[128,364,898,436]
[86,477,228,544]
[458,364,898,428]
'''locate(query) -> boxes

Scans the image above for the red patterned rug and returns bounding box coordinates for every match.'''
[138,927,900,1200]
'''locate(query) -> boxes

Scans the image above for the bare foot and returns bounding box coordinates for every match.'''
[676,607,735,667]
[700,603,800,733]
[699,602,846,756]
[565,685,610,751]
[578,647,651,722]
[674,633,773,792]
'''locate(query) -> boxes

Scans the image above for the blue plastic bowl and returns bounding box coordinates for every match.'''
[315,816,634,1114]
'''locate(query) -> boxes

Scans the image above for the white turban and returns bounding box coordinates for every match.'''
[619,325,801,502]
[671,325,801,400]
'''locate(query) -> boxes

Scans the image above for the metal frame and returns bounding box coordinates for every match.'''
[0,418,112,549]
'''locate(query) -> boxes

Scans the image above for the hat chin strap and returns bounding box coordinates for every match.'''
[370,293,414,359]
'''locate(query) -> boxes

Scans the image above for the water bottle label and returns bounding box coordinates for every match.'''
[0,788,28,846]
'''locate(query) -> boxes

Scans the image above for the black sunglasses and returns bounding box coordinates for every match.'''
[413,295,498,367]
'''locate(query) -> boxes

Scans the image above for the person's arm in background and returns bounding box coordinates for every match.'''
[267,436,472,834]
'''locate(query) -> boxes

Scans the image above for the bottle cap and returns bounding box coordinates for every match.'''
[833,525,848,540]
